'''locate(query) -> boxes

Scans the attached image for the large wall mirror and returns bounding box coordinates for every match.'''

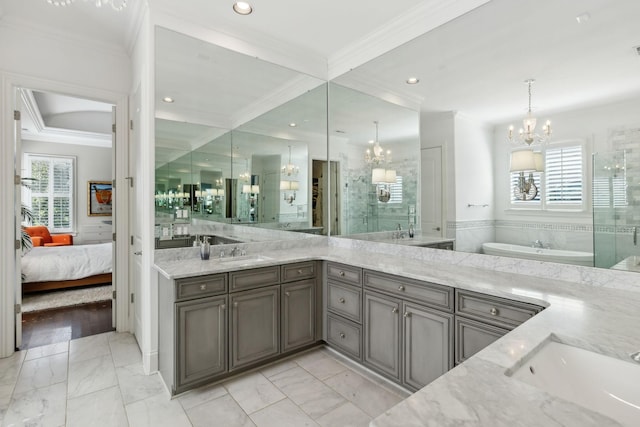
[154,27,327,245]
[330,0,640,272]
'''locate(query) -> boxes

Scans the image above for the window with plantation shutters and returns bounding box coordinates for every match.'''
[545,145,583,207]
[388,175,403,204]
[24,154,75,233]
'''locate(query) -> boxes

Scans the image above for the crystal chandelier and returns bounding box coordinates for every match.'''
[365,121,391,165]
[239,159,250,182]
[281,146,299,177]
[45,0,127,12]
[507,79,551,146]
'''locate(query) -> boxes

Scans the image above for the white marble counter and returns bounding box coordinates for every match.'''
[153,237,640,426]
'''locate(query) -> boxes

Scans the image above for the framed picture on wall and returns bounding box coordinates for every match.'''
[88,181,113,216]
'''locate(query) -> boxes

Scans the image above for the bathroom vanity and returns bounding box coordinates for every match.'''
[155,240,640,426]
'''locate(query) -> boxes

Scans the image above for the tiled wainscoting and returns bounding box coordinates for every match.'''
[0,332,406,427]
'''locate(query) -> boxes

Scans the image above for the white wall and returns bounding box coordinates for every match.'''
[22,140,112,243]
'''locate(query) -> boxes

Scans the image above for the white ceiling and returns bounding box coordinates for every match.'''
[4,0,640,148]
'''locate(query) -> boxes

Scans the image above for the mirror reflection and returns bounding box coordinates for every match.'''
[154,27,327,246]
[332,0,640,271]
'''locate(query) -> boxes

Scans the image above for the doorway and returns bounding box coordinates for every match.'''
[16,88,117,349]
[312,160,339,235]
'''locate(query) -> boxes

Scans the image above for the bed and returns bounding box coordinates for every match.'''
[21,242,113,293]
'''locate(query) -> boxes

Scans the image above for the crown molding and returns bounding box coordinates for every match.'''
[152,11,328,81]
[328,0,490,80]
[0,16,130,60]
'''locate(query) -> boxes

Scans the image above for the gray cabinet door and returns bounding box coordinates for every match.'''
[230,285,280,370]
[176,295,227,389]
[403,301,453,391]
[282,279,315,352]
[364,291,401,380]
[455,316,509,364]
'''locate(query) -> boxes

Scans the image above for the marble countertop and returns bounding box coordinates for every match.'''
[154,240,640,426]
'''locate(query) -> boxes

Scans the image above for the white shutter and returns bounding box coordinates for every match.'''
[388,175,403,204]
[545,146,583,207]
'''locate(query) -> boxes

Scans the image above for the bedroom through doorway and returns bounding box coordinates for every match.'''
[17,88,117,350]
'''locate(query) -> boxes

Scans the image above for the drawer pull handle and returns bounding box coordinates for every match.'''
[403,312,411,318]
[339,297,345,304]
[398,285,405,291]
[339,271,345,277]
[392,307,398,314]
[285,292,291,297]
[199,284,207,291]
[339,332,346,339]
[490,307,499,316]
[298,269,303,274]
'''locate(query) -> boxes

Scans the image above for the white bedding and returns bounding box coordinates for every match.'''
[22,242,112,283]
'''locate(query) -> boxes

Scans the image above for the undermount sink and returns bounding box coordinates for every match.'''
[217,254,273,264]
[506,336,640,426]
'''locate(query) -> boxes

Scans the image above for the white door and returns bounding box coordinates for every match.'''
[14,97,23,348]
[130,85,143,338]
[420,147,443,237]
[111,106,117,327]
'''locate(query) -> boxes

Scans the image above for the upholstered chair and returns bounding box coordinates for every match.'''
[24,226,73,247]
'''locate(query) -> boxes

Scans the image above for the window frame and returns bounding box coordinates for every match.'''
[509,139,586,212]
[23,153,77,233]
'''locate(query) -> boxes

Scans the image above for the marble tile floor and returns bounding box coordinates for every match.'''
[0,332,408,427]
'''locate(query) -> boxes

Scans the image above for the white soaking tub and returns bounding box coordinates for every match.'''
[481,242,593,267]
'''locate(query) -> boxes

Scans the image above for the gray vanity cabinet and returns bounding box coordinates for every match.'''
[363,270,454,390]
[364,291,401,380]
[282,279,315,352]
[454,289,543,364]
[158,272,228,395]
[229,285,280,370]
[176,295,227,388]
[402,301,453,390]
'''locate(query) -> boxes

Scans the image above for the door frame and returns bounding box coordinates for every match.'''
[0,73,129,357]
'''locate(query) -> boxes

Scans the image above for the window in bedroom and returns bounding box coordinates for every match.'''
[23,154,75,232]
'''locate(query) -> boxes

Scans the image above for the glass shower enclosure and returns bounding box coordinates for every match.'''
[592,150,640,269]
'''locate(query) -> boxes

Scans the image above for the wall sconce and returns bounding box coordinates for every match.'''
[372,168,396,203]
[510,149,544,201]
[280,180,299,204]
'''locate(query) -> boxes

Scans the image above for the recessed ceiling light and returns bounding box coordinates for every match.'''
[576,12,591,24]
[289,122,297,127]
[406,77,420,85]
[233,2,253,15]
[162,97,174,103]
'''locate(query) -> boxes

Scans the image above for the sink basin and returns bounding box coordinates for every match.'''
[217,254,273,264]
[507,337,640,426]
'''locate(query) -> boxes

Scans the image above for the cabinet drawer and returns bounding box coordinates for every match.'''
[327,314,361,360]
[229,266,280,292]
[326,262,362,286]
[327,281,362,323]
[455,290,542,328]
[281,261,316,283]
[176,274,227,300]
[454,316,509,364]
[363,270,453,312]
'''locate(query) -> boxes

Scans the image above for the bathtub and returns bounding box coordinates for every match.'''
[481,243,594,267]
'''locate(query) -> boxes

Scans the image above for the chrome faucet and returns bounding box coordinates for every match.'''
[532,240,544,248]
[230,246,239,257]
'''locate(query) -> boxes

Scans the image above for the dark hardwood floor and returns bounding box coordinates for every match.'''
[20,300,114,350]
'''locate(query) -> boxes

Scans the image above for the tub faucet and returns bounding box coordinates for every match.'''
[533,240,544,248]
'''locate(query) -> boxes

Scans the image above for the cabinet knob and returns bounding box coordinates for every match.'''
[220,304,226,310]
[339,332,346,339]
[392,307,398,313]
[233,301,238,308]
[398,285,405,292]
[339,271,345,277]
[297,269,303,275]
[199,284,207,291]
[339,297,345,304]
[403,312,411,318]
[490,307,499,316]
[285,292,291,297]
